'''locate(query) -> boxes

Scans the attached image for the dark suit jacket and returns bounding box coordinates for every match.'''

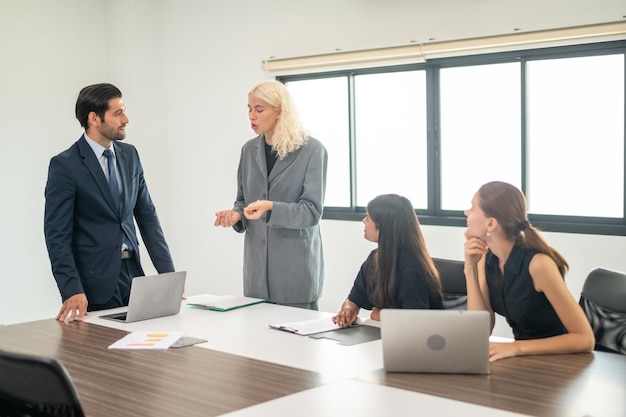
[44,136,174,304]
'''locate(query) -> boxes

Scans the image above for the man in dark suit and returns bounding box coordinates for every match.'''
[44,83,175,322]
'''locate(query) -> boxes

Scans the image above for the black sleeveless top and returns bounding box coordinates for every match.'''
[264,142,278,174]
[485,245,567,340]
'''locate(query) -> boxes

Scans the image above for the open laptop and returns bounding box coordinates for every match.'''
[380,309,490,374]
[99,271,186,323]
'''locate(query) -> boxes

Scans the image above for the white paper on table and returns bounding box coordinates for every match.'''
[269,317,361,336]
[108,331,186,350]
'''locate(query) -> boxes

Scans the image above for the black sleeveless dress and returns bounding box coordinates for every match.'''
[485,245,567,340]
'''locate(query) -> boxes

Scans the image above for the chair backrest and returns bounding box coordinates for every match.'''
[432,257,467,310]
[0,349,85,417]
[579,267,626,354]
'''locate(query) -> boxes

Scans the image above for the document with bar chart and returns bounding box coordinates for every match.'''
[108,331,186,350]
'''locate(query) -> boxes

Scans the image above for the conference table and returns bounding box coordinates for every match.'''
[0,300,624,417]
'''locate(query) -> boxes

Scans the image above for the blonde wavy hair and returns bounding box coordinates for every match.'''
[249,80,309,159]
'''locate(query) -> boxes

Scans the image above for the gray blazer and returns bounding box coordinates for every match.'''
[233,136,328,304]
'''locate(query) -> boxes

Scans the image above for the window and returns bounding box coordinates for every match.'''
[526,54,624,218]
[353,71,428,208]
[439,62,521,211]
[287,77,350,207]
[280,41,626,235]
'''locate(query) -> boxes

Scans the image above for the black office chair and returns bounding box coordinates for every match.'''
[579,267,626,354]
[0,349,85,417]
[432,257,467,310]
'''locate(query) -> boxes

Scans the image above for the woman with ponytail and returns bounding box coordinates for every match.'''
[333,194,443,327]
[464,181,594,361]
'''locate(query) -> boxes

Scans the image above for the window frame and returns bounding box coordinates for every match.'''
[278,40,626,236]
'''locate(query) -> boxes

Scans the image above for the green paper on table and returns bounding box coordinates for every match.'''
[187,294,265,311]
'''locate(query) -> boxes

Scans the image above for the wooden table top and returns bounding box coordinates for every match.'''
[360,350,626,417]
[2,318,625,417]
[0,319,324,417]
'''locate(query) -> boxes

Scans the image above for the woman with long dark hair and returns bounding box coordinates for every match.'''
[333,194,443,327]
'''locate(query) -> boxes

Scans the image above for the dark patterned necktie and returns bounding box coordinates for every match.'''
[103,149,120,210]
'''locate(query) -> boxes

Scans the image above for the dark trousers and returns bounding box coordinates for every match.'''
[88,258,143,311]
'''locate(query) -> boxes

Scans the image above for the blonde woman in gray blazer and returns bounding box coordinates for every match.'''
[215,81,328,310]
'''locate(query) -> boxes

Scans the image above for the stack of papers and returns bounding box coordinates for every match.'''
[269,317,361,336]
[186,294,265,312]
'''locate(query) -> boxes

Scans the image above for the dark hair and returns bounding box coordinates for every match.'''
[478,181,569,276]
[366,194,442,307]
[75,83,122,129]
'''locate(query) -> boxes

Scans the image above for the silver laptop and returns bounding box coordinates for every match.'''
[99,271,186,323]
[380,309,490,374]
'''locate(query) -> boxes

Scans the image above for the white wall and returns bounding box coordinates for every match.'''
[0,0,109,325]
[2,0,625,338]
